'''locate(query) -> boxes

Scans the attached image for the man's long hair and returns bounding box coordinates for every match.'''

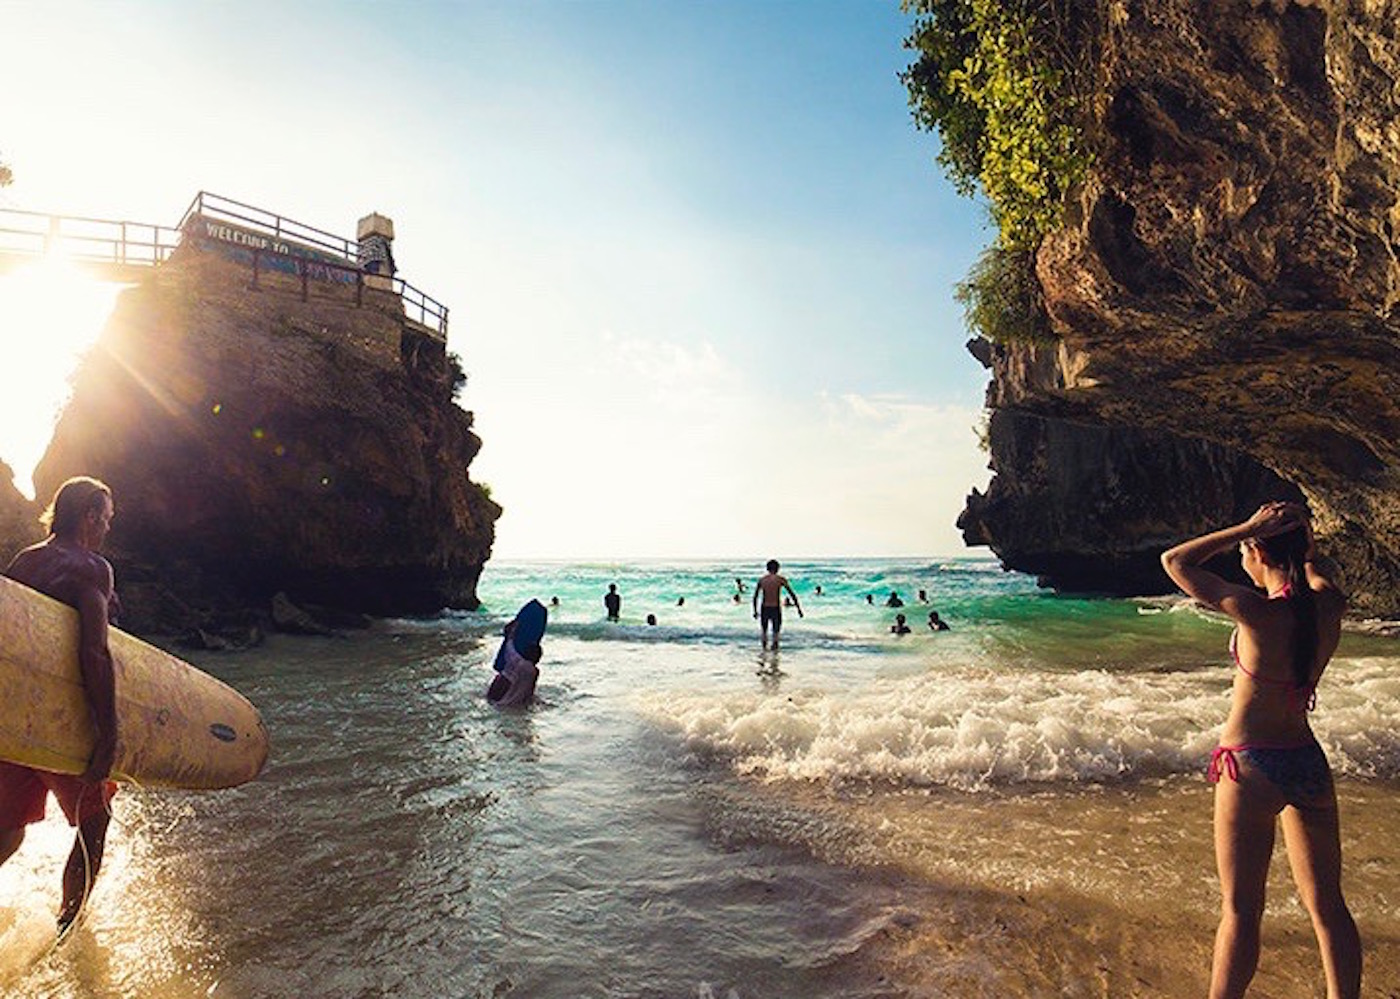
[1256,526,1318,689]
[40,476,112,537]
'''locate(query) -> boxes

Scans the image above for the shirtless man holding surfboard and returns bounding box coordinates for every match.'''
[0,476,120,937]
[753,559,802,650]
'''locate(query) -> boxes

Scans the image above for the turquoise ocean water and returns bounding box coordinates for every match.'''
[2,557,1396,997]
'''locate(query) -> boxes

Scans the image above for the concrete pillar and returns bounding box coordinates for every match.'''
[356,213,396,290]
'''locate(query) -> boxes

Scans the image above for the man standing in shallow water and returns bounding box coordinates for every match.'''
[0,476,120,936]
[753,559,802,650]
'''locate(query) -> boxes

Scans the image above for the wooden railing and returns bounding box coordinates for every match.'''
[240,245,450,335]
[0,207,182,269]
[178,192,449,336]
[0,193,450,338]
[177,191,357,262]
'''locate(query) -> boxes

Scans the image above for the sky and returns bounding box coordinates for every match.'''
[0,0,996,560]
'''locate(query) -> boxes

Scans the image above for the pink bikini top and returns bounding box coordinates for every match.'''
[1228,582,1317,713]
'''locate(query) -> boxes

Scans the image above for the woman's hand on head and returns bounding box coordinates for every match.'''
[1245,501,1308,539]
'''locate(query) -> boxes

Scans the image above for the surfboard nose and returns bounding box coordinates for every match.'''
[246,712,271,781]
[205,707,270,788]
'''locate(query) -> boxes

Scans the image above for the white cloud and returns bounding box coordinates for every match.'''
[470,328,754,558]
[473,341,990,559]
[737,392,992,557]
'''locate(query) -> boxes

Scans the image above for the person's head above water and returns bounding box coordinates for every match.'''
[766,559,779,573]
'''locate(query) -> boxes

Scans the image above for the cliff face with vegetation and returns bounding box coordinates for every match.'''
[35,247,500,636]
[955,0,1400,615]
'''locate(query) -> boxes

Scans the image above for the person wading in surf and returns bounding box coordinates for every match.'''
[753,559,802,650]
[0,477,120,937]
[1162,502,1360,999]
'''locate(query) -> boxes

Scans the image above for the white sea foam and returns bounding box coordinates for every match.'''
[638,656,1398,789]
[1318,656,1400,777]
[640,667,1220,790]
[1351,617,1400,638]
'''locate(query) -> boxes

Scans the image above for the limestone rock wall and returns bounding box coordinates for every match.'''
[960,398,1304,595]
[0,460,39,567]
[966,0,1400,615]
[35,247,500,634]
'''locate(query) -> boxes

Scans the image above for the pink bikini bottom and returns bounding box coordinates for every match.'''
[1208,739,1333,807]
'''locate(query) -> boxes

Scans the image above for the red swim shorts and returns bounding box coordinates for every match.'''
[0,761,118,828]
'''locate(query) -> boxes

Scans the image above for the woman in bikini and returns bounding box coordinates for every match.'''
[1162,501,1360,999]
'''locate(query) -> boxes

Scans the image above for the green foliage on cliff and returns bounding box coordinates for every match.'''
[956,244,1054,345]
[447,351,467,400]
[902,0,1092,251]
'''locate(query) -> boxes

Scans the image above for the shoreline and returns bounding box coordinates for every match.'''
[712,775,1399,997]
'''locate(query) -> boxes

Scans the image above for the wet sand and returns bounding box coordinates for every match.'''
[717,777,1399,997]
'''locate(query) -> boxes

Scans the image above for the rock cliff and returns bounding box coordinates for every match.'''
[962,0,1400,616]
[34,246,500,636]
[0,460,39,566]
[959,373,1304,595]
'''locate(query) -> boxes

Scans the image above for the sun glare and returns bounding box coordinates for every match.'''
[0,258,123,499]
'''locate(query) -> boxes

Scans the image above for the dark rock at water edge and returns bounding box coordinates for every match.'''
[0,460,40,569]
[270,591,338,637]
[963,1,1400,617]
[179,625,265,653]
[959,402,1302,596]
[33,247,501,636]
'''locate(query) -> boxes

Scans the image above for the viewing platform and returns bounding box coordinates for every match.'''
[0,207,179,283]
[0,192,448,340]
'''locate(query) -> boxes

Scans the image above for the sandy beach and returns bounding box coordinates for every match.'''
[771,779,1400,997]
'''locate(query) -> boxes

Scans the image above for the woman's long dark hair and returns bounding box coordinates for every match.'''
[1257,526,1318,689]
